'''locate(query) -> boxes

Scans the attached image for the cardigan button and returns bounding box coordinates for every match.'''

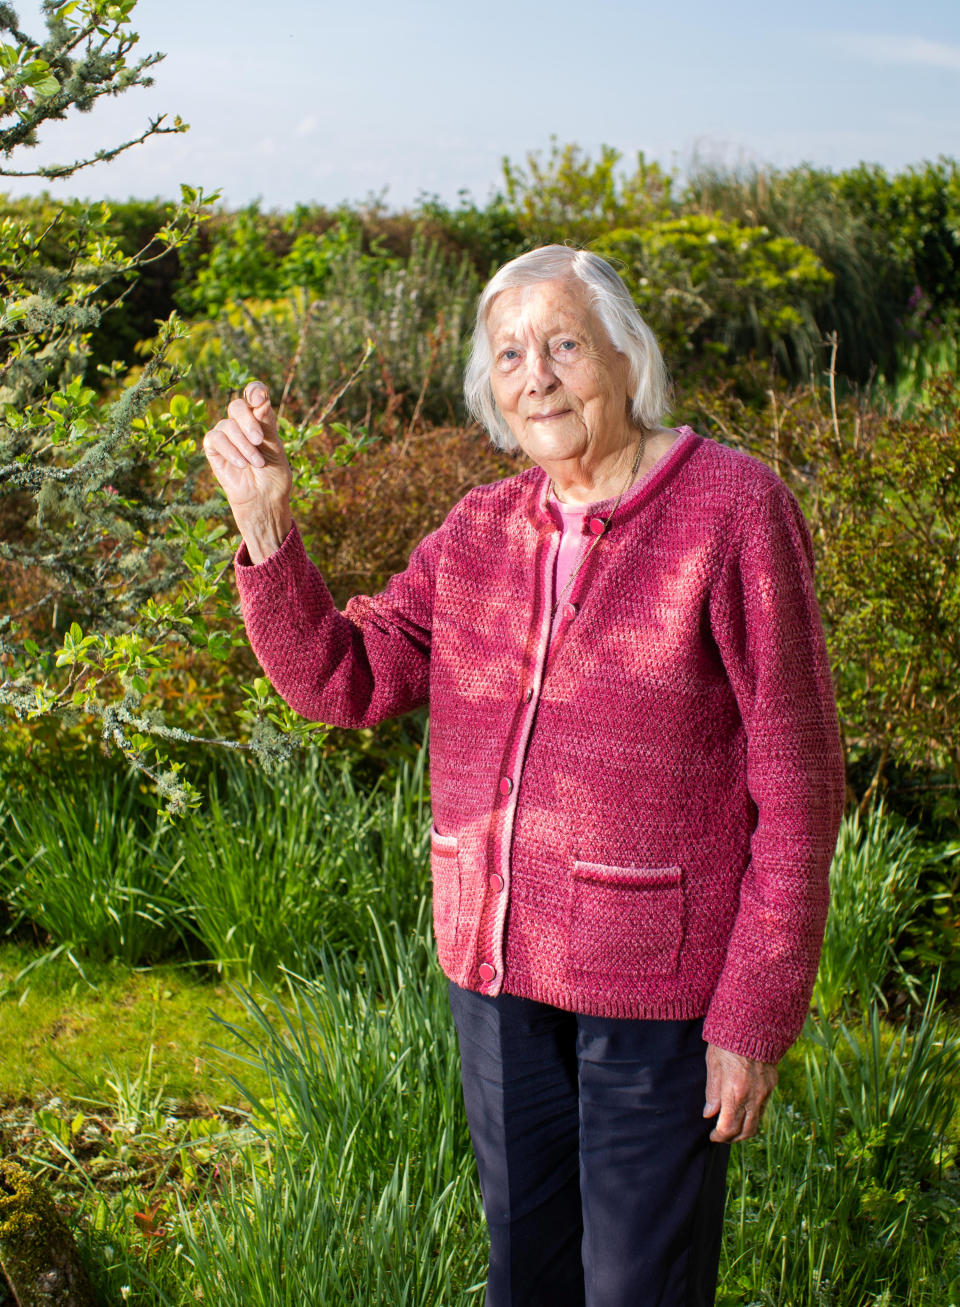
[478,962,496,983]
[499,776,514,796]
[587,516,606,536]
[488,873,504,892]
[563,602,577,620]
[522,687,533,703]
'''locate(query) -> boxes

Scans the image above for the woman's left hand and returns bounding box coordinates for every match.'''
[703,1044,778,1142]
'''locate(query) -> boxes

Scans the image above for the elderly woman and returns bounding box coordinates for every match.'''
[203,245,845,1307]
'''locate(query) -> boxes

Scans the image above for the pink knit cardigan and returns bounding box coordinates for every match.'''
[234,429,845,1063]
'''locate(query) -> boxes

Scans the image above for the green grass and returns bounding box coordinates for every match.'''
[2,745,959,1305]
[0,761,187,967]
[721,989,960,1305]
[0,943,270,1109]
[1,743,431,985]
[174,911,488,1306]
[163,744,430,984]
[813,804,925,1017]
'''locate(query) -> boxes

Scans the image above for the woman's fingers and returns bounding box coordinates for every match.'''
[204,382,290,485]
[205,380,280,468]
[236,381,279,446]
[206,417,265,469]
[704,1043,778,1143]
[703,1049,722,1121]
[203,381,293,555]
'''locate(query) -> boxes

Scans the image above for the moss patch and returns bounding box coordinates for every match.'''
[0,1160,96,1306]
[0,944,271,1109]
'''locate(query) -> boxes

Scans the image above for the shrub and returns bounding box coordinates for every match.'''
[500,137,673,244]
[593,215,831,379]
[173,234,480,433]
[683,158,960,387]
[0,2,270,809]
[297,425,516,607]
[174,207,380,320]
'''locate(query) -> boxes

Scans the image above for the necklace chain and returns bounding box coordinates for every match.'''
[549,434,646,616]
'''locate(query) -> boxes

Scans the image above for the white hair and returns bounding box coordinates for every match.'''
[463,244,670,452]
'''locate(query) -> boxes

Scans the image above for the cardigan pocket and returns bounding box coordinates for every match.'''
[568,861,683,979]
[430,828,461,960]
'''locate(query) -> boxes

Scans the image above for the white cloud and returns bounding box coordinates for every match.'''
[295,115,319,139]
[833,33,960,72]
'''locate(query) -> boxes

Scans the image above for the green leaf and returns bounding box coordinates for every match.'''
[206,631,232,661]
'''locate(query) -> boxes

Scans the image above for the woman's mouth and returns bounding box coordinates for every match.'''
[530,409,572,422]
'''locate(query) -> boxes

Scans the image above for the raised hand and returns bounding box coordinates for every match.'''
[203,381,293,563]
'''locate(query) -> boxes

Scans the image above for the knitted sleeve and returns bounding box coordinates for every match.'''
[232,518,445,728]
[704,479,845,1063]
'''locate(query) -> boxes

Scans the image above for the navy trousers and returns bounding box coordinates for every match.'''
[449,982,729,1307]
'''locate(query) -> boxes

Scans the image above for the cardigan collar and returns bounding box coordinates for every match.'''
[524,427,703,534]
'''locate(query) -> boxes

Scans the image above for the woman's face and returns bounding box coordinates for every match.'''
[486,278,635,470]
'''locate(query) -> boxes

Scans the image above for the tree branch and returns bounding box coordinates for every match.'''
[0,113,181,178]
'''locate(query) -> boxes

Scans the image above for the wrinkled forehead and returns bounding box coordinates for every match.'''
[485,277,597,343]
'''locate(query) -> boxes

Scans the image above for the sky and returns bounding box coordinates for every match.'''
[2,0,959,211]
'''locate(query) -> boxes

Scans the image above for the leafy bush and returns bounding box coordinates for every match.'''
[799,376,960,801]
[0,193,184,377]
[684,158,960,387]
[174,234,480,432]
[413,190,527,277]
[500,137,673,244]
[298,425,515,608]
[0,2,271,808]
[593,215,831,378]
[175,207,379,320]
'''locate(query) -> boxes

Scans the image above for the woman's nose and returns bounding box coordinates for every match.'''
[526,350,559,394]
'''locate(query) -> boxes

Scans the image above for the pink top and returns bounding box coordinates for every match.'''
[548,430,696,642]
[233,428,845,1063]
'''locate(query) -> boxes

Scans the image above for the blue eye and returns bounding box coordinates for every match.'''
[557,340,577,352]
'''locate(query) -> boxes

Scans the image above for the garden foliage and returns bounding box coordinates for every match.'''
[173,233,480,433]
[593,215,831,377]
[0,2,380,811]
